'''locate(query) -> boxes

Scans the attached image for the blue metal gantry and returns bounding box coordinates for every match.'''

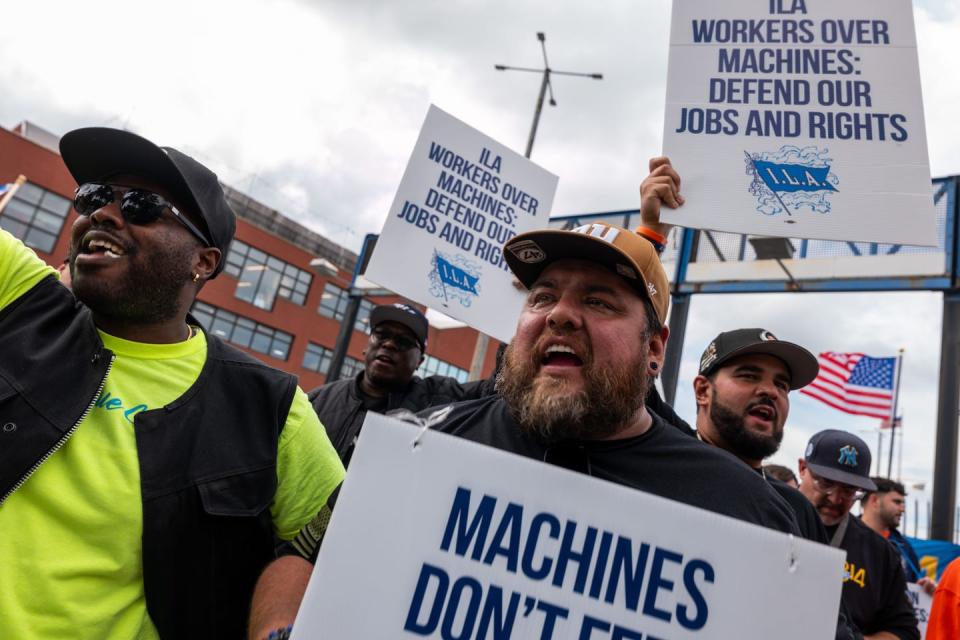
[549,176,960,539]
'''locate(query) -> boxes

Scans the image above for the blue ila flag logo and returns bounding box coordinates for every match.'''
[429,250,481,308]
[745,145,839,222]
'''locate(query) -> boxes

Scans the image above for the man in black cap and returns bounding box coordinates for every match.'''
[691,329,864,639]
[693,329,827,533]
[798,430,918,639]
[0,128,344,639]
[695,328,818,458]
[308,302,496,467]
[634,160,838,547]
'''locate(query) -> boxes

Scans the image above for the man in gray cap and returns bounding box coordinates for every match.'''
[798,430,918,640]
[0,128,344,639]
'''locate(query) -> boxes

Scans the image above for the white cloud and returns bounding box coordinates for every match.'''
[4,0,960,506]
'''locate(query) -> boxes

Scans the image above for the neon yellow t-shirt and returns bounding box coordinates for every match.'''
[0,229,345,638]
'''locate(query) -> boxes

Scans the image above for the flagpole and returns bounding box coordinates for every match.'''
[897,415,904,482]
[876,428,884,476]
[887,349,905,478]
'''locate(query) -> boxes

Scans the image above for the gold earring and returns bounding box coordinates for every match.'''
[192,273,200,283]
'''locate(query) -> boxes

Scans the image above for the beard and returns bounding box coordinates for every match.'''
[709,397,783,460]
[496,338,652,442]
[880,506,902,530]
[70,240,195,325]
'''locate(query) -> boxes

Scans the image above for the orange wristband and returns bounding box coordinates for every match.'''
[635,225,667,245]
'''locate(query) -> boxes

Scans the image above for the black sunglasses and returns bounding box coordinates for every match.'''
[74,182,212,247]
[370,327,420,352]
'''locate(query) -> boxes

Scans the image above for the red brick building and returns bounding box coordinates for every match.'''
[0,122,497,390]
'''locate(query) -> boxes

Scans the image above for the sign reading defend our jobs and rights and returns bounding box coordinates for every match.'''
[661,0,937,246]
[292,413,846,640]
[365,105,558,343]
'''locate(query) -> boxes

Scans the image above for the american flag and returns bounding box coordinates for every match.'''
[801,352,898,419]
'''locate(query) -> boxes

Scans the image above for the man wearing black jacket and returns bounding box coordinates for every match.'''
[692,329,825,535]
[639,160,859,638]
[309,303,495,466]
[799,430,919,640]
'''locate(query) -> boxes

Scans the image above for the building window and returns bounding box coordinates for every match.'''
[0,181,71,254]
[302,343,333,375]
[318,283,349,320]
[302,343,366,379]
[191,301,293,360]
[318,283,375,332]
[418,355,469,383]
[341,356,365,378]
[354,299,375,332]
[224,239,312,310]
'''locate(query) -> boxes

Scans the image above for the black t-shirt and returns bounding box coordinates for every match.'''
[358,387,388,413]
[825,515,919,640]
[430,395,800,534]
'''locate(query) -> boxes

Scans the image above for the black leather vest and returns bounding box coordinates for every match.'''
[0,276,297,638]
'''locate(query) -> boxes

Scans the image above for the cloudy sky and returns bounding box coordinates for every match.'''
[4,0,960,530]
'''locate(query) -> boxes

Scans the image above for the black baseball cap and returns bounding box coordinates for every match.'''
[370,303,428,350]
[59,127,236,277]
[804,429,877,491]
[698,328,819,390]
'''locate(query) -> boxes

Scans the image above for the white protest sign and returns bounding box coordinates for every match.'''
[365,105,558,343]
[293,413,845,639]
[906,583,932,638]
[661,0,937,246]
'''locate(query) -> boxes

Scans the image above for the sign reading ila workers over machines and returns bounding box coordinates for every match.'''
[292,413,846,640]
[661,0,938,246]
[365,105,558,343]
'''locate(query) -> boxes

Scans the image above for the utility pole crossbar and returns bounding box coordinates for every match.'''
[468,32,604,381]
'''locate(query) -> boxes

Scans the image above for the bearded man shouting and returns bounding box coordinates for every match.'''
[248,213,803,640]
[426,222,799,531]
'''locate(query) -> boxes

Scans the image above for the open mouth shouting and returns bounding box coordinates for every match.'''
[373,351,396,367]
[745,402,778,428]
[74,231,129,266]
[539,342,585,373]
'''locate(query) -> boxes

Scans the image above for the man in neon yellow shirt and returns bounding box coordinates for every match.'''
[0,128,344,639]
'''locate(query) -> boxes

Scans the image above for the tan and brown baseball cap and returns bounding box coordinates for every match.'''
[503,222,670,324]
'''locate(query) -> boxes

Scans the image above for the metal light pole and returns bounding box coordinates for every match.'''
[320,234,391,383]
[495,32,604,160]
[467,32,604,380]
